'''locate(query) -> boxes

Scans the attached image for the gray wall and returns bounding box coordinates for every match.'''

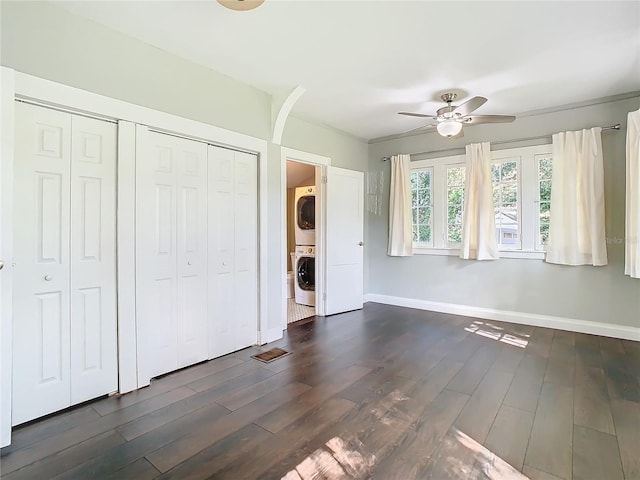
[368,96,640,328]
[0,1,369,333]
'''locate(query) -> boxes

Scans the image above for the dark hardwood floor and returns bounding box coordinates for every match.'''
[1,303,638,479]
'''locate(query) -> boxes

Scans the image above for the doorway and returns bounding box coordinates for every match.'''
[285,160,317,324]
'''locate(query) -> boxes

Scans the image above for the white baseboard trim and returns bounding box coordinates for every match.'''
[260,327,285,345]
[364,293,640,341]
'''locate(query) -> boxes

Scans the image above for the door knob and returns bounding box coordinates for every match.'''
[358,241,364,246]
[44,275,52,281]
[0,260,4,270]
[187,260,192,266]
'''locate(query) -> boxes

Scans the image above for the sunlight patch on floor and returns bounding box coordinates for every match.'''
[465,321,530,348]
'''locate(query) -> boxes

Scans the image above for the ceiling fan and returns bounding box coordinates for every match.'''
[398,93,516,138]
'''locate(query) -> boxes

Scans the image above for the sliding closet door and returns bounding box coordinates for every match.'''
[69,115,118,404]
[136,129,207,381]
[176,137,208,368]
[12,104,72,425]
[208,146,257,358]
[12,102,117,425]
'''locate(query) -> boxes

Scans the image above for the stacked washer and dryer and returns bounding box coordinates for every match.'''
[294,186,316,306]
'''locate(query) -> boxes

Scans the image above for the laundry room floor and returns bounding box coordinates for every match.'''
[287,298,315,324]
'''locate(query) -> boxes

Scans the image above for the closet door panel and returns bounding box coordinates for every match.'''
[233,152,258,350]
[176,139,208,368]
[12,103,72,425]
[208,146,236,358]
[70,116,118,404]
[136,131,178,379]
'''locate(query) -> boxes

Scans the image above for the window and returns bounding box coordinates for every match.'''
[410,145,552,259]
[411,168,433,245]
[492,159,520,249]
[446,166,465,244]
[537,155,553,248]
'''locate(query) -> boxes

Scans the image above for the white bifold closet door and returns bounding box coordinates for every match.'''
[208,146,258,358]
[12,102,117,425]
[136,129,208,382]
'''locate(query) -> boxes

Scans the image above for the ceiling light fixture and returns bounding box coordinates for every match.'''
[217,0,265,11]
[437,119,463,137]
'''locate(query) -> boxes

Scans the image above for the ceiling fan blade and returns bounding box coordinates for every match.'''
[464,114,516,125]
[451,96,487,116]
[404,123,437,134]
[398,112,437,118]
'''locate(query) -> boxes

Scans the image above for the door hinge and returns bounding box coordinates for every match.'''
[323,293,327,300]
[321,175,327,184]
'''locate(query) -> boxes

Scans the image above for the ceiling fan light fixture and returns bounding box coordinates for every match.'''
[437,120,463,137]
[217,0,265,11]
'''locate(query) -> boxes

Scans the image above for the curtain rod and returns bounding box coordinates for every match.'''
[381,123,621,161]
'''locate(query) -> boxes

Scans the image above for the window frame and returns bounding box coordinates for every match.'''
[410,144,552,260]
[411,166,434,248]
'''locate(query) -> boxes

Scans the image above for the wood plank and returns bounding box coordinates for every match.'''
[420,427,528,480]
[572,425,623,480]
[610,398,640,480]
[452,370,513,443]
[99,458,160,480]
[208,397,356,480]
[522,465,565,480]
[524,382,574,480]
[446,344,501,395]
[371,389,469,479]
[51,399,233,479]
[490,343,525,374]
[0,386,196,474]
[483,405,534,471]
[157,423,274,480]
[3,430,126,480]
[253,365,371,434]
[116,390,230,441]
[145,381,315,472]
[5,405,101,452]
[503,353,547,412]
[573,363,615,435]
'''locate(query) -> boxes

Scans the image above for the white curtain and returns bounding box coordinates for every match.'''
[546,128,607,266]
[460,142,499,260]
[625,109,640,278]
[387,154,413,256]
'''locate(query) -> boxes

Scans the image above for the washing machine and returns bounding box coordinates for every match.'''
[294,245,315,307]
[294,185,315,246]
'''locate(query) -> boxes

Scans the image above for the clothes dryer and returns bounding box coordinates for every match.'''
[294,186,315,246]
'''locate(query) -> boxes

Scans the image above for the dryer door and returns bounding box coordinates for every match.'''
[296,256,315,291]
[297,195,315,230]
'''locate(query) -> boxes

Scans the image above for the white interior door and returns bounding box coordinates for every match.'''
[136,129,208,382]
[324,166,364,316]
[176,136,208,368]
[208,146,257,358]
[12,103,72,425]
[12,102,118,425]
[69,115,118,404]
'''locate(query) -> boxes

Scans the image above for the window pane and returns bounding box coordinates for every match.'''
[420,172,431,188]
[501,183,517,203]
[411,169,433,245]
[539,157,552,180]
[418,207,430,224]
[491,164,500,184]
[419,224,431,243]
[537,156,553,248]
[501,161,517,181]
[448,186,464,205]
[447,167,465,186]
[448,223,462,243]
[448,203,463,223]
[539,180,552,201]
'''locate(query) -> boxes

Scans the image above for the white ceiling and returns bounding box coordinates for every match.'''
[54,1,640,140]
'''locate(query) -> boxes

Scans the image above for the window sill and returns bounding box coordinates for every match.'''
[412,246,546,260]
